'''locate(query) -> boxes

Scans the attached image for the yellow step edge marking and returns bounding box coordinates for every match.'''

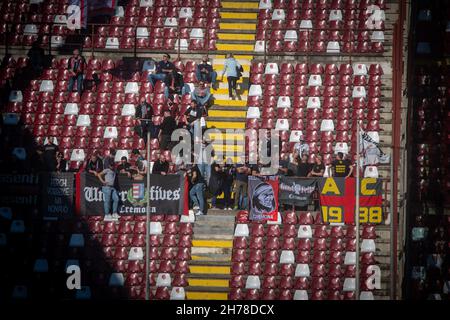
[189,266,231,274]
[210,144,244,152]
[214,54,254,60]
[217,33,255,41]
[208,110,246,118]
[186,292,228,300]
[213,99,247,107]
[217,43,254,51]
[188,279,229,287]
[219,23,256,31]
[212,88,249,95]
[221,1,259,9]
[192,240,233,248]
[221,12,257,19]
[207,133,245,141]
[207,121,246,129]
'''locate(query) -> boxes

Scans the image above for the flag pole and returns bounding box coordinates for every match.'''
[145,124,151,300]
[355,123,360,299]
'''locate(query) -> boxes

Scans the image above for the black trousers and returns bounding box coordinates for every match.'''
[227,76,238,97]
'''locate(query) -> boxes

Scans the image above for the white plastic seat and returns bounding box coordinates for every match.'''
[295,264,310,277]
[308,75,322,86]
[277,96,291,108]
[352,86,366,98]
[326,41,340,53]
[3,113,20,125]
[307,97,321,109]
[128,247,144,260]
[76,286,92,300]
[343,278,355,291]
[279,250,295,264]
[64,103,79,115]
[10,220,25,233]
[361,239,376,252]
[275,119,289,131]
[175,39,189,51]
[156,273,172,287]
[139,0,153,7]
[360,291,374,300]
[33,259,49,272]
[297,225,312,238]
[353,63,367,76]
[190,28,204,39]
[248,84,262,96]
[299,20,313,29]
[121,104,136,116]
[76,115,91,127]
[12,147,26,160]
[293,290,308,300]
[164,17,178,27]
[109,273,125,286]
[170,287,186,300]
[267,212,282,225]
[373,9,386,21]
[264,63,279,75]
[0,207,12,220]
[106,37,119,49]
[245,276,261,289]
[54,15,67,24]
[150,222,162,235]
[115,6,125,17]
[23,24,38,35]
[180,211,195,223]
[69,234,85,247]
[103,127,118,139]
[136,27,149,38]
[259,0,272,10]
[179,7,193,19]
[125,82,139,94]
[254,40,266,52]
[284,30,298,41]
[9,90,23,102]
[70,149,85,162]
[329,10,342,21]
[289,130,303,143]
[334,142,349,155]
[272,9,285,21]
[234,224,249,237]
[371,31,385,42]
[364,166,379,178]
[320,119,334,132]
[246,107,260,118]
[51,36,65,48]
[344,251,356,265]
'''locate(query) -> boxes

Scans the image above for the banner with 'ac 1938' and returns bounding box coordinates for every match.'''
[76,172,188,215]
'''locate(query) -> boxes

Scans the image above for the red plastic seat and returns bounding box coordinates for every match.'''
[231,262,245,275]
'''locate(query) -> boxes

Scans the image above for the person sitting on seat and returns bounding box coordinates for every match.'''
[86,152,103,175]
[148,53,175,87]
[152,153,169,175]
[192,81,211,107]
[67,48,86,94]
[117,156,133,178]
[196,55,217,87]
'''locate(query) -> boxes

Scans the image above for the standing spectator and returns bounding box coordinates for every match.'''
[330,152,354,178]
[27,41,45,76]
[221,53,241,99]
[308,155,325,177]
[148,53,175,87]
[187,165,206,216]
[55,151,67,172]
[293,137,309,158]
[135,97,153,143]
[222,158,234,210]
[43,137,59,172]
[86,152,103,175]
[133,149,148,180]
[103,148,116,170]
[196,56,217,87]
[277,153,290,176]
[67,48,86,94]
[297,152,311,177]
[209,159,224,210]
[159,110,177,150]
[233,162,250,210]
[192,81,211,107]
[184,100,203,136]
[96,162,120,220]
[152,153,169,175]
[117,156,133,178]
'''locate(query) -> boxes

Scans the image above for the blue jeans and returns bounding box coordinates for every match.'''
[189,183,206,213]
[164,85,190,99]
[149,73,166,87]
[102,186,119,215]
[192,91,211,106]
[196,70,217,85]
[198,163,210,185]
[68,74,83,94]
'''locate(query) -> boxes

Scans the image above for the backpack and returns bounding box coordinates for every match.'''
[236,65,244,79]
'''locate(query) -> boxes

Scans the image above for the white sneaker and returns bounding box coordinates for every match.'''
[195,211,204,216]
[227,207,233,211]
[104,214,113,221]
[112,213,120,220]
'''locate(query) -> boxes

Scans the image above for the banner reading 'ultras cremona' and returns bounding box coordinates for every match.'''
[318,177,383,224]
[76,173,189,215]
